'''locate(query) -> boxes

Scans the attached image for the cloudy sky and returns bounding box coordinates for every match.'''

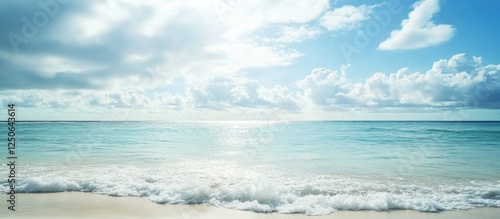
[1,0,499,121]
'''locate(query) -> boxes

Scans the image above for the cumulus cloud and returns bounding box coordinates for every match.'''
[296,66,351,106]
[0,90,154,110]
[186,77,299,111]
[378,0,455,50]
[298,54,500,109]
[319,5,374,31]
[0,77,300,113]
[4,53,498,116]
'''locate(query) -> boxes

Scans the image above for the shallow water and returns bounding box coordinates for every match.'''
[2,121,500,215]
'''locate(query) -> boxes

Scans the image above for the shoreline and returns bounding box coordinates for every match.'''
[1,192,498,218]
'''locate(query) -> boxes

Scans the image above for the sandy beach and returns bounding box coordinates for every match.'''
[0,192,497,219]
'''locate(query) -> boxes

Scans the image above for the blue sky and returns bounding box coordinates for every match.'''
[0,0,499,121]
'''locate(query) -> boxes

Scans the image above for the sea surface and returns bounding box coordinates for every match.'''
[1,121,500,215]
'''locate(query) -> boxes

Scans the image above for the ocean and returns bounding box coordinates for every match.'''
[1,121,500,215]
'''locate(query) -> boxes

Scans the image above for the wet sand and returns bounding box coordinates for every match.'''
[1,192,498,219]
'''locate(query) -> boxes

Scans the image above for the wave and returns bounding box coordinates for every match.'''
[4,177,499,215]
[2,163,500,215]
[423,128,500,134]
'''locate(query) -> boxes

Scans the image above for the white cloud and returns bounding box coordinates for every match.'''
[218,0,329,38]
[296,65,353,107]
[266,25,321,44]
[298,54,500,109]
[56,0,132,43]
[319,5,374,31]
[2,0,329,91]
[378,0,455,50]
[153,92,184,109]
[0,52,105,77]
[0,90,149,111]
[204,42,303,78]
[186,77,299,111]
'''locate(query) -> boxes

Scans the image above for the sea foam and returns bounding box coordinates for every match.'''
[2,162,499,215]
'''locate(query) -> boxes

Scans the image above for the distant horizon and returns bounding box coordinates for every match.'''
[7,119,500,122]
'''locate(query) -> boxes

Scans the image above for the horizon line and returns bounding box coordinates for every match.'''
[3,120,500,123]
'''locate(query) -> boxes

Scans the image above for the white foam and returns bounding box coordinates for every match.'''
[2,162,500,215]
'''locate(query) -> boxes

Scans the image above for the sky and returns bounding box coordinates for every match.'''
[0,0,499,121]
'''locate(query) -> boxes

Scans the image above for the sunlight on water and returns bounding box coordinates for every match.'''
[2,121,499,215]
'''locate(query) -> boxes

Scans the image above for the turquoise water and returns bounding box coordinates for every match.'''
[2,121,500,214]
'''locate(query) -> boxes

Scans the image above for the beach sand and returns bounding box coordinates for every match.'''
[2,192,499,218]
